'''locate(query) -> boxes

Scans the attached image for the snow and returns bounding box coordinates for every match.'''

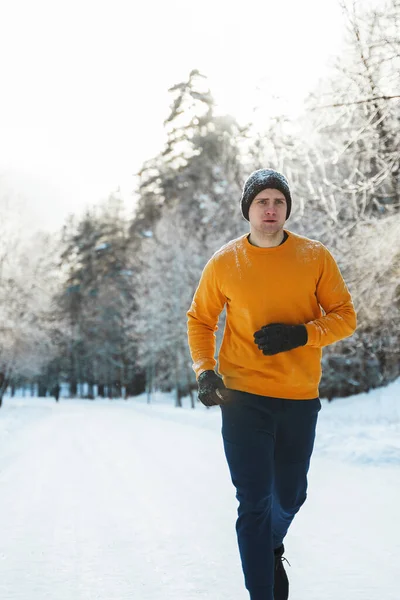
[0,379,399,600]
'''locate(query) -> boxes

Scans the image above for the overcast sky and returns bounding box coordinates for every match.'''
[0,0,352,231]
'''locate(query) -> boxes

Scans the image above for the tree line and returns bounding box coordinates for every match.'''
[1,0,399,406]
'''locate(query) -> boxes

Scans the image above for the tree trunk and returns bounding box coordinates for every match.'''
[146,363,153,403]
[188,388,194,409]
[38,383,48,397]
[174,352,182,408]
[0,372,9,408]
[175,386,182,408]
[69,380,78,397]
[184,364,195,409]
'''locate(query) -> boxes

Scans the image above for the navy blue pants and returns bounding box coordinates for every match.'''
[221,390,321,600]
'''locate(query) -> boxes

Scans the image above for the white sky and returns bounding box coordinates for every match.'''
[0,0,352,231]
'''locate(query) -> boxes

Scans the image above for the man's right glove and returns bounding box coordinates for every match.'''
[197,370,227,406]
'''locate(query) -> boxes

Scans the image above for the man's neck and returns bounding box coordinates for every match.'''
[248,229,286,248]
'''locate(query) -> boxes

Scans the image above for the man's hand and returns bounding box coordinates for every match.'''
[197,370,228,406]
[254,323,308,355]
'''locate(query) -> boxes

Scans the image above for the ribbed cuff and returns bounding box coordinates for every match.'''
[293,325,308,347]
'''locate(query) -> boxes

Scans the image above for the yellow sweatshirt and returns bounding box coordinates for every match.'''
[187,231,357,400]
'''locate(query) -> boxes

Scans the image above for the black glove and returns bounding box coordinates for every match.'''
[254,323,308,355]
[197,370,227,406]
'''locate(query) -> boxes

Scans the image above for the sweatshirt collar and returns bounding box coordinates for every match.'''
[243,230,293,254]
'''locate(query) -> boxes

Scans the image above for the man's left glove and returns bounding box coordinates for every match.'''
[254,323,308,355]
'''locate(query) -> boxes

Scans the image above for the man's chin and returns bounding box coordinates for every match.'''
[259,224,283,234]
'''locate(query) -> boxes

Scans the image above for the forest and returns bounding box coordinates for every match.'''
[0,1,399,407]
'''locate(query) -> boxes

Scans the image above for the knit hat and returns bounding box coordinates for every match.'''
[240,169,292,221]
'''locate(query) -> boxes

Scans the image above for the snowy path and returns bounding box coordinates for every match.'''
[0,393,399,600]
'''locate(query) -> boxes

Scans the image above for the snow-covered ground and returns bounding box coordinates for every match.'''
[0,379,399,600]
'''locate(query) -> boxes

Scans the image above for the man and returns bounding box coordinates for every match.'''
[187,169,356,600]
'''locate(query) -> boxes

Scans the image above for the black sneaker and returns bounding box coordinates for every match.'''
[274,544,290,600]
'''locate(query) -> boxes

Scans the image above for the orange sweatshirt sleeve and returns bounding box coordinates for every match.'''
[305,246,357,347]
[187,258,227,378]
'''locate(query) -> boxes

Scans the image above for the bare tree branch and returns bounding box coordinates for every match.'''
[311,95,400,109]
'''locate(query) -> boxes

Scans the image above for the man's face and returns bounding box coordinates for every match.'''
[248,188,287,234]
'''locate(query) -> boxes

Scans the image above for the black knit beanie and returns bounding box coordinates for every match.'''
[240,169,292,221]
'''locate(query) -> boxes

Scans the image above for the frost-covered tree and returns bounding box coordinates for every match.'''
[319,213,400,398]
[303,0,400,224]
[53,194,142,398]
[129,71,252,402]
[133,209,211,406]
[0,224,57,405]
[132,70,247,244]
